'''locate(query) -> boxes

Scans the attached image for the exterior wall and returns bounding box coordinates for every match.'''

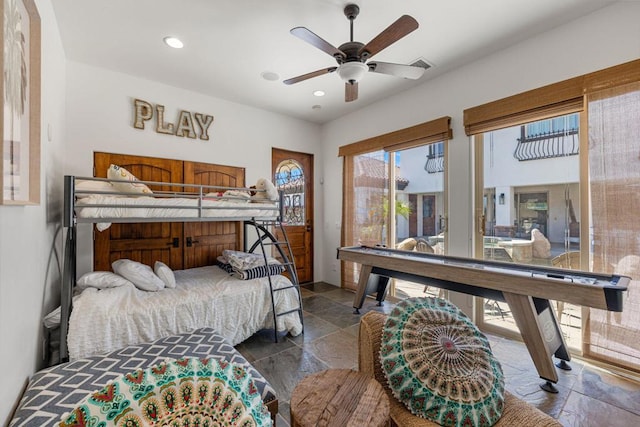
[483,125,580,188]
[402,145,444,194]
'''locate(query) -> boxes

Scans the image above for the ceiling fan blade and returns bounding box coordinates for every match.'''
[290,27,345,59]
[358,15,418,59]
[283,67,337,85]
[345,81,358,102]
[368,61,425,79]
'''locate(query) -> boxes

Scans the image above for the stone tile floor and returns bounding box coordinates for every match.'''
[235,282,640,427]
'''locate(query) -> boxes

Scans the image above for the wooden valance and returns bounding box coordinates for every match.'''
[463,58,640,135]
[338,117,452,157]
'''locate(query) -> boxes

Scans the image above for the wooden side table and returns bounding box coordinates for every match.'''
[290,369,390,427]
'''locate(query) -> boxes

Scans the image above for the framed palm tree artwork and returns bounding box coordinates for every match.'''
[1,0,40,204]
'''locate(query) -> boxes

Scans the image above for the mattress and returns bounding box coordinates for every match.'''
[76,194,278,225]
[67,265,303,360]
[9,328,276,427]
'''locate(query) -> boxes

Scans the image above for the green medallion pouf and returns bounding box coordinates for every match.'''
[380,297,505,427]
[59,357,272,427]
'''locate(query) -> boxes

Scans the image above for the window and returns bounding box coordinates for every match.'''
[275,159,305,225]
[339,118,452,292]
[465,58,640,372]
[475,114,581,348]
[514,113,580,161]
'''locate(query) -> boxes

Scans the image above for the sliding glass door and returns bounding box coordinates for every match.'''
[467,61,640,372]
[340,118,452,293]
[474,113,583,348]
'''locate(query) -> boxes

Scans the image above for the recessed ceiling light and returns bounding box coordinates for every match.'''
[313,90,325,97]
[261,71,280,81]
[163,36,183,49]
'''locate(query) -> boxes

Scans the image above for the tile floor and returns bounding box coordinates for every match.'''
[235,282,640,427]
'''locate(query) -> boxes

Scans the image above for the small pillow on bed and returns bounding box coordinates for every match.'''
[223,189,251,202]
[74,179,118,198]
[107,164,153,195]
[112,259,165,291]
[154,261,176,288]
[76,271,134,291]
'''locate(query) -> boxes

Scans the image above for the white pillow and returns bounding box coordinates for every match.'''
[112,259,165,291]
[154,261,176,289]
[75,180,118,198]
[107,164,153,195]
[76,271,134,291]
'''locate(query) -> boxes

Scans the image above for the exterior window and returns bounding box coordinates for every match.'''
[514,113,579,161]
[424,141,444,173]
[275,159,305,225]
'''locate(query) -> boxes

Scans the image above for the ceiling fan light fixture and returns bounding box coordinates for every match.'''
[337,61,368,83]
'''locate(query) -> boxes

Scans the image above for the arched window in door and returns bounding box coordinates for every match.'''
[275,159,305,225]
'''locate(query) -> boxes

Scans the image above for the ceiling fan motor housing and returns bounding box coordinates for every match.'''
[336,41,365,64]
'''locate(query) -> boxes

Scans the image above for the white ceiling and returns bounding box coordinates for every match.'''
[52,0,617,124]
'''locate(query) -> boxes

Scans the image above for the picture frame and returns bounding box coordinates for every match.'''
[1,0,40,205]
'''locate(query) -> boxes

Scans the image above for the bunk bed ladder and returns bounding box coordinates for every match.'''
[245,218,304,343]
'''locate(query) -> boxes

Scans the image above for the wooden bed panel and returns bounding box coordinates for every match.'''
[93,152,184,271]
[183,161,246,269]
[92,153,246,272]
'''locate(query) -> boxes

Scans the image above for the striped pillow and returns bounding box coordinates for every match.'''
[216,259,285,280]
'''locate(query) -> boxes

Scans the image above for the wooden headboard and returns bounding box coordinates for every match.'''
[93,152,245,272]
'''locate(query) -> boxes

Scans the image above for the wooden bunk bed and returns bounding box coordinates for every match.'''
[60,152,304,362]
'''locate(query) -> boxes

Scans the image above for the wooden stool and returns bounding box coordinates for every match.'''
[290,369,390,427]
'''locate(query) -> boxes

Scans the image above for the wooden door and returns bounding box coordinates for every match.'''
[183,161,245,269]
[422,195,436,236]
[272,148,314,284]
[408,194,417,236]
[93,152,184,271]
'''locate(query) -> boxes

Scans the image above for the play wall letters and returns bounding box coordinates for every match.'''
[133,98,214,141]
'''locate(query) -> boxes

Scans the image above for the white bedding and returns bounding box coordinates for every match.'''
[67,265,302,360]
[76,195,278,229]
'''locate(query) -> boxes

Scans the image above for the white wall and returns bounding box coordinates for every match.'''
[64,62,323,277]
[320,0,640,306]
[0,0,66,421]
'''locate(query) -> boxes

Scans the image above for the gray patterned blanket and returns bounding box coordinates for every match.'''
[9,328,276,426]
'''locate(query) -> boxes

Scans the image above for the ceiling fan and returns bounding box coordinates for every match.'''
[284,3,425,102]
